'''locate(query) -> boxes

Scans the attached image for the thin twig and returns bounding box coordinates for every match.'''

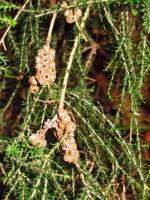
[58,2,92,110]
[46,0,63,45]
[46,12,57,45]
[0,0,30,50]
[36,0,100,18]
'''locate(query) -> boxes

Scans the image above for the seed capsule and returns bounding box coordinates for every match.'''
[29,76,38,86]
[30,85,39,94]
[66,122,76,133]
[35,44,56,87]
[29,133,47,148]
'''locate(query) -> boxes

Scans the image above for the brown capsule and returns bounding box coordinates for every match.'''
[74,9,82,19]
[54,129,63,139]
[36,69,44,76]
[64,9,73,17]
[65,10,75,24]
[58,121,66,131]
[35,62,42,69]
[66,16,75,24]
[40,51,48,59]
[36,56,42,66]
[35,75,45,86]
[62,138,70,148]
[29,76,38,86]
[49,61,55,68]
[64,8,82,24]
[64,152,74,163]
[37,128,46,136]
[41,57,49,65]
[70,141,77,150]
[43,73,51,81]
[29,133,47,148]
[58,109,72,123]
[64,148,79,164]
[62,139,77,151]
[66,122,76,133]
[43,44,50,52]
[30,85,39,94]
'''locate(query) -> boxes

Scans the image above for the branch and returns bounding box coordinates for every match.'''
[46,12,57,45]
[58,1,92,110]
[0,0,30,51]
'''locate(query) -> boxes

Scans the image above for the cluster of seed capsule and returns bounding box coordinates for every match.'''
[61,1,82,24]
[29,116,57,148]
[29,44,56,93]
[29,128,47,148]
[29,109,80,165]
[55,109,80,164]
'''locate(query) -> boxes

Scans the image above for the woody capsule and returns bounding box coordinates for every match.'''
[29,44,56,93]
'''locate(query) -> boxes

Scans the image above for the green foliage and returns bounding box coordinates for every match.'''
[0,52,15,78]
[142,0,150,33]
[5,143,21,157]
[0,1,17,28]
[0,52,8,65]
[0,1,17,11]
[0,0,150,200]
[0,15,16,27]
[123,0,140,5]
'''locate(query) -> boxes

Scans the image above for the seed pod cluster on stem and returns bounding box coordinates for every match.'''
[29,44,56,93]
[28,3,90,166]
[56,109,79,164]
[29,128,47,148]
[29,109,80,165]
[61,1,82,24]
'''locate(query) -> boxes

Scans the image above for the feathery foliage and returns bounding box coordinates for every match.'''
[0,0,150,199]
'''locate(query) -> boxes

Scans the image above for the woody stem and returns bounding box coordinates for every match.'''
[46,12,57,45]
[58,2,92,110]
